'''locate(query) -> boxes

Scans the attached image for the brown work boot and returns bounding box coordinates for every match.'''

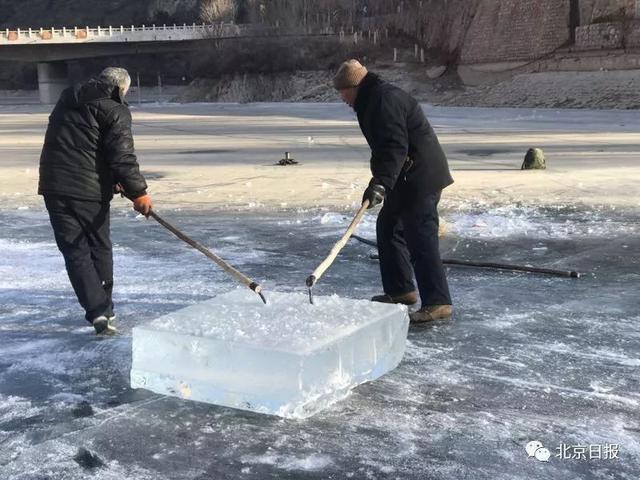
[371,291,418,306]
[409,305,453,325]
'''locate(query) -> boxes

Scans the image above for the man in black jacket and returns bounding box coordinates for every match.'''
[334,59,454,324]
[39,67,152,335]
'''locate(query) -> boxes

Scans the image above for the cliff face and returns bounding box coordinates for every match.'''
[357,0,634,64]
[582,0,638,22]
[459,0,571,64]
[2,1,633,57]
[0,0,635,90]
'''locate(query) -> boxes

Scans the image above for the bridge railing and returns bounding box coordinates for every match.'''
[1,21,356,49]
[0,23,241,44]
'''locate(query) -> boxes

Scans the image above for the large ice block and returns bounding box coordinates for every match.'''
[130,290,409,418]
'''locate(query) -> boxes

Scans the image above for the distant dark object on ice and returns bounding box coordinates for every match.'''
[73,447,105,470]
[71,401,94,418]
[277,151,299,166]
[522,148,546,170]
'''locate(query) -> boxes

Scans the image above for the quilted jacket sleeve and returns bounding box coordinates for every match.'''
[102,105,147,199]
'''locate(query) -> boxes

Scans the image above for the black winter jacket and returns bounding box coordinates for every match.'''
[38,80,147,202]
[354,73,453,195]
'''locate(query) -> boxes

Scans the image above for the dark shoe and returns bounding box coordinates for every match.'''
[371,291,418,306]
[409,305,453,324]
[92,315,118,336]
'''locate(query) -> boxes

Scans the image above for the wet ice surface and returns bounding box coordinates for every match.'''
[0,203,639,479]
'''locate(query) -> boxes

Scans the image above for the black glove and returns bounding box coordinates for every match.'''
[362,181,385,209]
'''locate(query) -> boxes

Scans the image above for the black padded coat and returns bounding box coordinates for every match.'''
[354,73,453,195]
[38,80,147,202]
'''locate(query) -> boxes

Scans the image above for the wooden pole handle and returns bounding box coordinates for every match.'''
[149,210,266,299]
[307,200,370,287]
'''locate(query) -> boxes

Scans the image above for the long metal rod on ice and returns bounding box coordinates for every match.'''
[351,234,581,278]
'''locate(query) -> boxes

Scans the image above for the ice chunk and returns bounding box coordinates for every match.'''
[130,290,409,418]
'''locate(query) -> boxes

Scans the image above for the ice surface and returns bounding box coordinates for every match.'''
[130,290,409,418]
[2,103,640,478]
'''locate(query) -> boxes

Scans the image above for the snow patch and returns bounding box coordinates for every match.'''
[240,453,333,471]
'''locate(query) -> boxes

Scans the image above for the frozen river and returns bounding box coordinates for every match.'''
[0,201,638,479]
[0,102,639,479]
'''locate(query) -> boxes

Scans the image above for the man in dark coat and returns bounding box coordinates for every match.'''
[39,67,153,335]
[334,59,454,324]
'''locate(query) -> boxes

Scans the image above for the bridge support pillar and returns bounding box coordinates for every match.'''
[37,61,69,104]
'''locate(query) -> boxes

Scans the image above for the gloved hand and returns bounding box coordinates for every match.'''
[113,183,124,195]
[362,181,385,209]
[133,194,153,217]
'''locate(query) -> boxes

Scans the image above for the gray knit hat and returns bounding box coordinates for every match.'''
[333,59,368,90]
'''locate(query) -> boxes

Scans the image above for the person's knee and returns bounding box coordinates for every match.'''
[377,218,402,240]
[52,231,78,251]
[60,245,92,265]
[91,245,113,258]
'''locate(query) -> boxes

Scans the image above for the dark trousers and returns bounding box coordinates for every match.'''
[376,189,452,307]
[44,195,114,322]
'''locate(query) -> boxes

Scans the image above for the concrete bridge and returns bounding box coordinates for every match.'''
[0,22,339,103]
